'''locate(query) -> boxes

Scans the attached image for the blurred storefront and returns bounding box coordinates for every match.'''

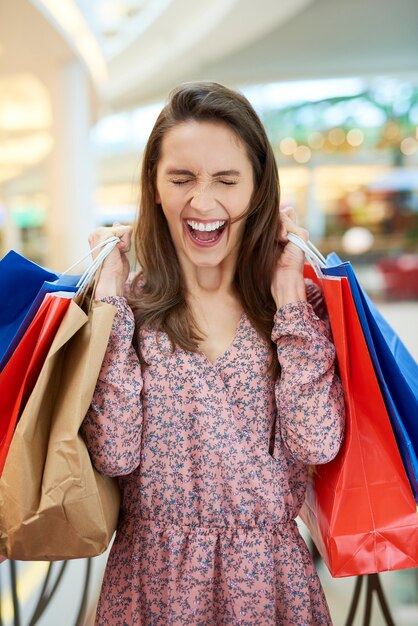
[2,75,418,298]
[258,77,418,299]
[83,76,418,301]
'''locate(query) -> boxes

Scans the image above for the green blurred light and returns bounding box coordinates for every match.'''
[11,206,45,228]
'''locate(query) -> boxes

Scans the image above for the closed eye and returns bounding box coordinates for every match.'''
[169,178,238,185]
[170,179,192,185]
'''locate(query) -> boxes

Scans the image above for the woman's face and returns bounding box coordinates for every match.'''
[155,120,254,273]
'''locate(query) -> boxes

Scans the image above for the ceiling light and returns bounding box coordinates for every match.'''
[0,75,51,131]
[31,0,108,85]
[0,133,53,165]
[280,137,297,155]
[293,145,311,163]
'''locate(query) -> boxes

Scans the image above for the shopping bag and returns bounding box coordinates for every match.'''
[289,235,418,577]
[0,237,121,476]
[0,299,121,560]
[322,254,418,499]
[0,250,79,372]
[0,293,72,476]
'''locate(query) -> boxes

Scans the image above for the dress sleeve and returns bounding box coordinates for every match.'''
[272,281,345,465]
[81,295,143,477]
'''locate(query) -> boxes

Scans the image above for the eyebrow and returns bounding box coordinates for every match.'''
[166,168,241,177]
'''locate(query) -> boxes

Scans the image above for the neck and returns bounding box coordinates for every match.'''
[181,258,237,302]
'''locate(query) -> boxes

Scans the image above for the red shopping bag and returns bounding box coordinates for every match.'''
[300,266,418,577]
[0,293,72,475]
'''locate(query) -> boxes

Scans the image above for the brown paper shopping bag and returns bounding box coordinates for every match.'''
[0,299,121,560]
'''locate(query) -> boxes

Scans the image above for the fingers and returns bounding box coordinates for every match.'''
[88,223,133,254]
[278,209,309,244]
[280,207,297,223]
[112,223,133,253]
[278,207,297,242]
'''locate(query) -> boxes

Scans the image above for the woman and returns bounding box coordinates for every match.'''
[84,82,345,625]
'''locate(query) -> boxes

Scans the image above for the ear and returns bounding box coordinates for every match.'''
[155,189,161,204]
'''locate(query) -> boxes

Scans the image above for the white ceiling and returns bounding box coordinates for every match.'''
[101,0,418,109]
[1,0,417,110]
[0,0,417,189]
[0,0,74,76]
[101,0,314,107]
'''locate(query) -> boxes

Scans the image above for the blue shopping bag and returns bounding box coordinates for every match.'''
[288,233,418,501]
[323,253,418,500]
[0,251,79,372]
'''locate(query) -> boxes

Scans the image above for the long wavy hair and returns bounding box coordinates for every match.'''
[129,81,281,374]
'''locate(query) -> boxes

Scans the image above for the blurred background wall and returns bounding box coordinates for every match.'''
[0,1,417,624]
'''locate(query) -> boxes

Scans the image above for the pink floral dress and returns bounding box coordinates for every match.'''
[82,282,345,625]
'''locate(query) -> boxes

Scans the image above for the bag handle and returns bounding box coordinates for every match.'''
[52,236,121,300]
[76,238,120,294]
[43,237,121,308]
[61,236,120,277]
[75,238,121,299]
[287,233,327,269]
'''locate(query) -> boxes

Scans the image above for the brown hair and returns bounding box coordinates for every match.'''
[129,81,281,374]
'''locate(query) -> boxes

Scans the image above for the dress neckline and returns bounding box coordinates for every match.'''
[198,311,246,367]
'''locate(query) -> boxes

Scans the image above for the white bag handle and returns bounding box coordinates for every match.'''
[287,233,327,269]
[61,236,120,277]
[75,237,120,297]
[54,236,120,299]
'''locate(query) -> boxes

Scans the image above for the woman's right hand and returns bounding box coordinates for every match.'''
[88,223,133,299]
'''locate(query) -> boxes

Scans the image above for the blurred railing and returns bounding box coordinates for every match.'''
[0,559,94,626]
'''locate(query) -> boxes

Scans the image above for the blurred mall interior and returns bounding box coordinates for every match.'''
[0,0,418,624]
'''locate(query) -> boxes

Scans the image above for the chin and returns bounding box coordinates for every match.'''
[191,257,224,268]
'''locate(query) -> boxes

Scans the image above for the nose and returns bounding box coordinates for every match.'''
[189,182,217,212]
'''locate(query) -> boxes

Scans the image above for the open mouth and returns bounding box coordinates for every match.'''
[184,219,227,246]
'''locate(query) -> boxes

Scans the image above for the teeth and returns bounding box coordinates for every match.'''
[186,220,226,232]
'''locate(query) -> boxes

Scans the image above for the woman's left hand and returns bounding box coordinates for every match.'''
[271,208,308,309]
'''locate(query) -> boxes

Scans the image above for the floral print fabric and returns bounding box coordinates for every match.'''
[82,283,345,625]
